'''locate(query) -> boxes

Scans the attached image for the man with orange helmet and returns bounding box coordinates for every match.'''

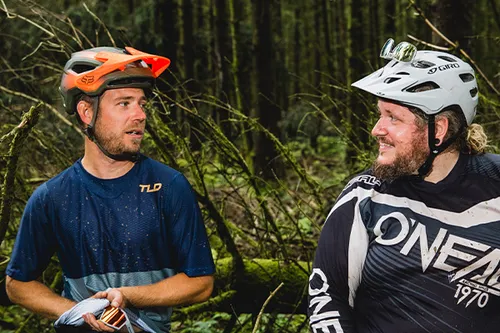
[6,47,215,332]
[309,39,500,332]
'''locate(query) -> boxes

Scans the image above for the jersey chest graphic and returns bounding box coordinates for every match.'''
[362,200,500,311]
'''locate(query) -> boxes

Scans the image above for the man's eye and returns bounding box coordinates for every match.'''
[119,101,129,107]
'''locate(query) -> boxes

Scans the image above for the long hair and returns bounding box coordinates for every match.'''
[410,106,488,154]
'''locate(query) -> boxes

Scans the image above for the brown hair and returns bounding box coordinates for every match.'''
[399,82,488,154]
[409,106,488,154]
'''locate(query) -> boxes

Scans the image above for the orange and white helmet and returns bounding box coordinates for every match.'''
[60,46,170,114]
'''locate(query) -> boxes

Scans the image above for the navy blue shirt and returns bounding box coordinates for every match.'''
[7,155,215,332]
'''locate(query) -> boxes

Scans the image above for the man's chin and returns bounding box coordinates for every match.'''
[375,156,395,166]
[372,159,413,181]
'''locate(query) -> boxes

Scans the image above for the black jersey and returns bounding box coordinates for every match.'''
[309,153,500,333]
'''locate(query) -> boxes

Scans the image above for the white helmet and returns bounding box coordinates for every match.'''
[352,49,478,125]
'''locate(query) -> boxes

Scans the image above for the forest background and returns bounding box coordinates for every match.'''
[0,0,499,332]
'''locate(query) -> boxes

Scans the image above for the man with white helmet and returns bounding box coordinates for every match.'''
[6,46,215,332]
[308,39,500,332]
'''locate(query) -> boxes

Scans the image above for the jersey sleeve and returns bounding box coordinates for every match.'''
[6,184,58,282]
[309,189,369,333]
[164,173,215,277]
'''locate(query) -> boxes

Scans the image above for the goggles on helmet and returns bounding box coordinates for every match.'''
[380,38,417,63]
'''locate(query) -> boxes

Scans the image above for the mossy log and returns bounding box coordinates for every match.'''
[177,258,311,318]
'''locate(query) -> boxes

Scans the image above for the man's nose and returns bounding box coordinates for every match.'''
[371,118,387,137]
[133,104,146,122]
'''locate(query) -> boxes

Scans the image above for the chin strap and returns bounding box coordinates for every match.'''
[417,115,461,178]
[83,96,140,162]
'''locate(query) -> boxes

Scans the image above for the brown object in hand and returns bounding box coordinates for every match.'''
[100,305,126,327]
[101,306,119,323]
[111,312,126,327]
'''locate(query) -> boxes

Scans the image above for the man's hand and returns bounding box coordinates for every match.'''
[83,288,129,331]
[82,312,115,332]
[93,288,129,308]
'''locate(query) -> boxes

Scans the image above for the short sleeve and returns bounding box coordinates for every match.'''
[164,173,215,277]
[6,184,58,281]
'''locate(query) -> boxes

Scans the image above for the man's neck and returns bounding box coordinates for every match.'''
[81,142,136,179]
[423,150,460,184]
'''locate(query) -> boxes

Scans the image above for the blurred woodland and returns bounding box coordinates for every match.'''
[0,0,499,332]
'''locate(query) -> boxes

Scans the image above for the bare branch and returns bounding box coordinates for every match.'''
[0,85,83,135]
[252,282,285,333]
[407,34,450,51]
[0,0,55,38]
[0,104,42,246]
[83,3,116,47]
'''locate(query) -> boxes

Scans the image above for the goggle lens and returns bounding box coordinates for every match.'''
[380,38,417,63]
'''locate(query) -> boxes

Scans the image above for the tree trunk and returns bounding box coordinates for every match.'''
[321,0,334,96]
[183,0,202,150]
[215,0,233,138]
[347,0,369,168]
[233,0,254,152]
[314,0,321,91]
[312,0,322,150]
[154,0,179,123]
[414,0,433,44]
[369,0,381,69]
[253,0,284,179]
[384,0,396,39]
[336,0,348,123]
[293,4,301,97]
[433,0,475,53]
[273,0,289,115]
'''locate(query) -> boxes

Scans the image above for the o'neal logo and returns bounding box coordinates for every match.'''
[427,63,460,74]
[374,212,500,309]
[309,269,345,333]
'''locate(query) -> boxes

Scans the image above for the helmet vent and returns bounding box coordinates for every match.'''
[406,82,440,92]
[71,64,96,74]
[411,60,435,68]
[395,72,410,75]
[437,55,457,63]
[459,73,475,83]
[384,77,401,84]
[470,87,478,98]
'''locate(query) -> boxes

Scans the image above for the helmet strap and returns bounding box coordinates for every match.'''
[417,115,461,178]
[82,96,99,140]
[83,96,140,163]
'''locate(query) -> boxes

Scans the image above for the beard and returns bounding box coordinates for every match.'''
[93,118,142,156]
[372,134,430,181]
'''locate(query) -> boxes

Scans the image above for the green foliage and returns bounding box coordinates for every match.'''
[0,0,499,332]
[172,312,310,333]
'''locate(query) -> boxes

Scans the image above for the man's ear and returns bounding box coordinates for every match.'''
[76,100,93,126]
[434,116,449,146]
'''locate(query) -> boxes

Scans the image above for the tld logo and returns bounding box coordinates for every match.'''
[140,183,162,192]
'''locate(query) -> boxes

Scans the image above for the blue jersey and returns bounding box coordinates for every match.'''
[7,155,215,332]
[309,153,500,333]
